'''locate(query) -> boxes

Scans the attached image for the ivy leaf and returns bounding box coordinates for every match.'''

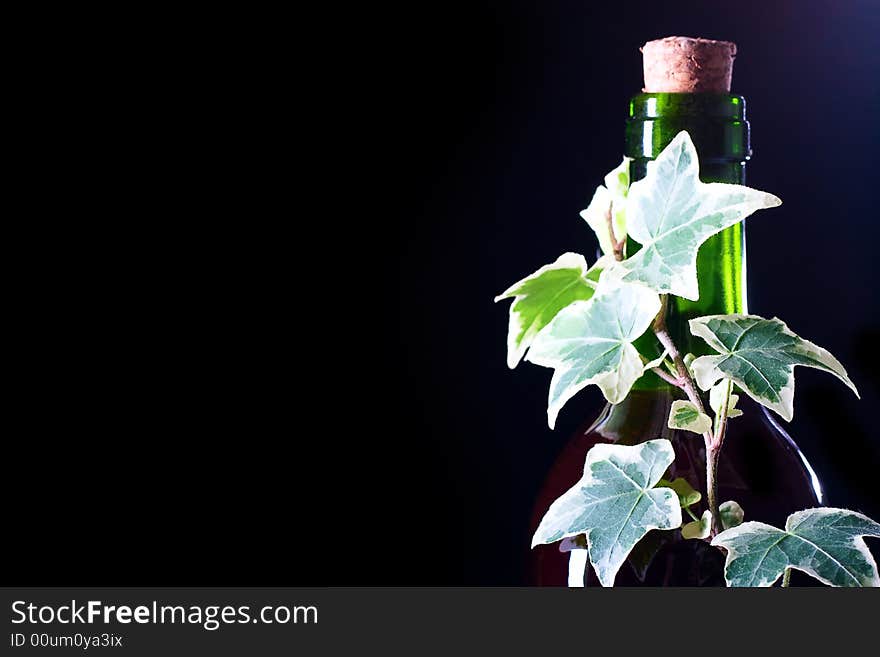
[580,157,631,256]
[610,131,780,300]
[532,439,682,587]
[711,508,880,587]
[494,253,596,369]
[658,477,701,508]
[604,155,631,201]
[682,352,696,371]
[667,400,712,434]
[709,380,743,419]
[689,315,859,421]
[585,255,614,283]
[682,510,712,540]
[526,279,661,428]
[719,500,744,530]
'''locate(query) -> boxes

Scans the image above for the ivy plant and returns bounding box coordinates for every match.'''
[496,130,875,587]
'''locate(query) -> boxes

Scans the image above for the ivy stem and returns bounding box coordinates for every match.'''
[782,567,792,587]
[705,447,720,535]
[706,381,734,535]
[651,296,721,535]
[605,207,626,261]
[651,299,710,421]
[651,365,684,387]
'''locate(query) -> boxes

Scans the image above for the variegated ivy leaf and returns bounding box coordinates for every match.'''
[658,477,701,508]
[526,279,661,428]
[585,255,615,283]
[667,400,712,434]
[682,510,712,540]
[604,155,631,201]
[689,315,859,421]
[712,508,880,587]
[580,187,617,257]
[611,131,780,300]
[532,440,682,587]
[494,253,597,369]
[719,500,744,530]
[709,380,743,419]
[579,157,631,256]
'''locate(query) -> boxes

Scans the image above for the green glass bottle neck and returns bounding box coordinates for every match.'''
[626,93,750,388]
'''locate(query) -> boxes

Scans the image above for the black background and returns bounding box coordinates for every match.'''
[7,1,878,586]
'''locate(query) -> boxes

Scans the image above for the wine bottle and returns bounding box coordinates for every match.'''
[530,38,822,587]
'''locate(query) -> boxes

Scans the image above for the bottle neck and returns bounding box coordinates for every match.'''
[625,93,750,386]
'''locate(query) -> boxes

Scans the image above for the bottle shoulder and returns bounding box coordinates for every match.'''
[530,392,824,586]
[536,391,822,527]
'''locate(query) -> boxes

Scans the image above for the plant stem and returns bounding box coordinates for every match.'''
[652,297,721,535]
[605,207,626,261]
[651,365,683,387]
[705,446,720,535]
[652,300,709,419]
[782,567,791,587]
[705,380,733,535]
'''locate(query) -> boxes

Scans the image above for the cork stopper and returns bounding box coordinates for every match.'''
[642,36,736,93]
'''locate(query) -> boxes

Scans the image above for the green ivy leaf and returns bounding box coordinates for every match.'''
[682,510,712,540]
[532,439,682,587]
[689,315,859,421]
[609,131,780,300]
[494,253,597,368]
[711,508,880,587]
[658,477,701,508]
[526,279,661,428]
[719,500,744,530]
[667,400,712,434]
[580,157,631,256]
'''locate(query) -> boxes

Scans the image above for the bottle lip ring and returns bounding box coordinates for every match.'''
[629,93,746,121]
